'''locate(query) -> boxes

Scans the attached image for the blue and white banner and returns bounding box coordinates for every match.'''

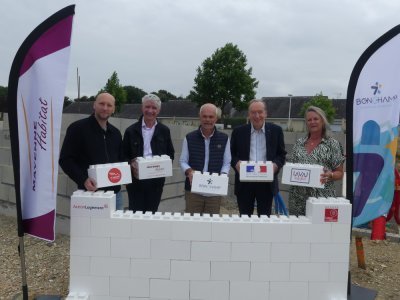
[347,25,400,227]
[7,5,75,241]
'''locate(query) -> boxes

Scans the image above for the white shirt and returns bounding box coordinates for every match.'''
[142,119,157,157]
[249,122,267,161]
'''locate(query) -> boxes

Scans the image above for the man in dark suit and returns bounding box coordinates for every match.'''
[230,99,286,216]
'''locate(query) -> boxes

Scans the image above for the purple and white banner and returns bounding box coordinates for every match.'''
[7,5,75,241]
[346,25,400,227]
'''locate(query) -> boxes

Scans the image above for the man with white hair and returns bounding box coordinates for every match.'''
[123,94,175,213]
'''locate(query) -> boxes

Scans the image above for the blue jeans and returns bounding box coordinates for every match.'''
[115,191,124,211]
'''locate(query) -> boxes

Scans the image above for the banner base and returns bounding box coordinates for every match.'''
[34,296,62,300]
[348,284,377,299]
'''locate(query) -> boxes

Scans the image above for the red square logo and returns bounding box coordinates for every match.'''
[259,165,267,173]
[325,208,338,222]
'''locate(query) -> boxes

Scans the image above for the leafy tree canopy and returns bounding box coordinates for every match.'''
[123,85,146,104]
[151,89,177,102]
[189,43,258,115]
[0,86,7,98]
[98,71,127,112]
[300,92,336,123]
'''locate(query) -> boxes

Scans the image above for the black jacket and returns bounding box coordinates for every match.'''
[122,116,175,161]
[59,114,123,193]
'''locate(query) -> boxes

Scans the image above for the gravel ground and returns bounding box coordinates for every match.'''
[1,199,400,299]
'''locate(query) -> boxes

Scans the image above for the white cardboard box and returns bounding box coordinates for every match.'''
[191,171,229,196]
[137,155,173,180]
[282,163,324,188]
[88,162,132,188]
[239,161,274,182]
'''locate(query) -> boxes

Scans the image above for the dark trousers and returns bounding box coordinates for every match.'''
[126,177,165,213]
[236,182,273,216]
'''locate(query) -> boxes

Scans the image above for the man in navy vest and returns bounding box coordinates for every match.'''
[179,103,231,215]
[231,99,286,216]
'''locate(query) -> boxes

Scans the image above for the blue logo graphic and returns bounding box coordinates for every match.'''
[246,165,255,172]
[371,82,382,95]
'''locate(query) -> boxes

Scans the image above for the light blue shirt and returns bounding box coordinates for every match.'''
[179,130,231,174]
[249,123,267,161]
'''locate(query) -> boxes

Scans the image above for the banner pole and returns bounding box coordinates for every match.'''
[18,236,29,300]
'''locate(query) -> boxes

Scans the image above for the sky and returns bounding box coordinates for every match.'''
[1,0,400,100]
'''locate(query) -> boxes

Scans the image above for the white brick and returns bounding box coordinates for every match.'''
[211,262,250,280]
[88,296,128,300]
[190,281,229,300]
[331,224,351,243]
[91,217,131,237]
[212,222,252,242]
[131,259,170,279]
[172,220,212,241]
[231,242,270,262]
[191,241,231,261]
[110,277,149,297]
[311,243,350,262]
[131,219,172,239]
[271,243,310,262]
[329,263,349,282]
[171,260,210,280]
[150,279,189,299]
[291,223,332,243]
[70,237,110,257]
[250,262,290,281]
[111,238,150,258]
[70,216,91,237]
[69,275,109,296]
[70,255,90,276]
[230,281,269,300]
[151,240,190,260]
[269,282,308,300]
[291,263,329,281]
[252,223,291,242]
[308,282,347,300]
[91,257,130,276]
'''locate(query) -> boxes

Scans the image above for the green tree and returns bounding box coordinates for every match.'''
[189,43,258,115]
[0,86,7,98]
[123,85,146,103]
[151,89,177,102]
[99,71,127,112]
[300,92,336,123]
[63,96,73,109]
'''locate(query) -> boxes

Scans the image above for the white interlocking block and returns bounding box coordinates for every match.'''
[91,217,131,237]
[131,259,170,279]
[91,257,130,276]
[306,197,352,224]
[171,220,212,241]
[191,171,229,195]
[311,244,350,262]
[110,276,149,298]
[69,275,109,296]
[329,263,349,282]
[65,292,89,300]
[269,282,308,300]
[308,282,347,300]
[252,223,291,242]
[111,238,150,258]
[271,243,310,262]
[70,216,91,237]
[191,241,231,261]
[190,280,229,300]
[290,263,329,281]
[151,240,190,260]
[71,190,115,218]
[231,242,270,262]
[150,279,189,299]
[211,262,250,280]
[239,160,274,182]
[250,262,290,281]
[170,260,210,280]
[88,162,132,188]
[131,219,172,239]
[282,163,324,188]
[212,222,252,242]
[70,255,90,276]
[331,224,351,243]
[136,155,173,179]
[291,223,332,243]
[87,296,128,300]
[230,281,269,300]
[70,237,110,257]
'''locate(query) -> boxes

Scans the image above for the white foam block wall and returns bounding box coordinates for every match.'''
[67,191,352,300]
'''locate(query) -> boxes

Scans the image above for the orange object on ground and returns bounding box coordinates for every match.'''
[371,216,386,240]
[355,236,366,269]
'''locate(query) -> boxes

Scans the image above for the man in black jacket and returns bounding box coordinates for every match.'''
[231,99,286,216]
[123,94,175,213]
[59,92,124,209]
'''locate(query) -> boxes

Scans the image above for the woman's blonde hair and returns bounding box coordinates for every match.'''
[305,105,330,138]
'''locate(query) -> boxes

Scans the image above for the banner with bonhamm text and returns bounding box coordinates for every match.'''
[7,5,75,241]
[346,25,400,227]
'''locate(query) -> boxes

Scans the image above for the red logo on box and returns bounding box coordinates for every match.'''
[325,208,338,222]
[259,165,267,173]
[108,168,122,183]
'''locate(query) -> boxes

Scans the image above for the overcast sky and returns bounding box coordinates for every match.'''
[1,0,400,100]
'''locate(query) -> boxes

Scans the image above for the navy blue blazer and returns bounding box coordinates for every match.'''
[230,122,287,195]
